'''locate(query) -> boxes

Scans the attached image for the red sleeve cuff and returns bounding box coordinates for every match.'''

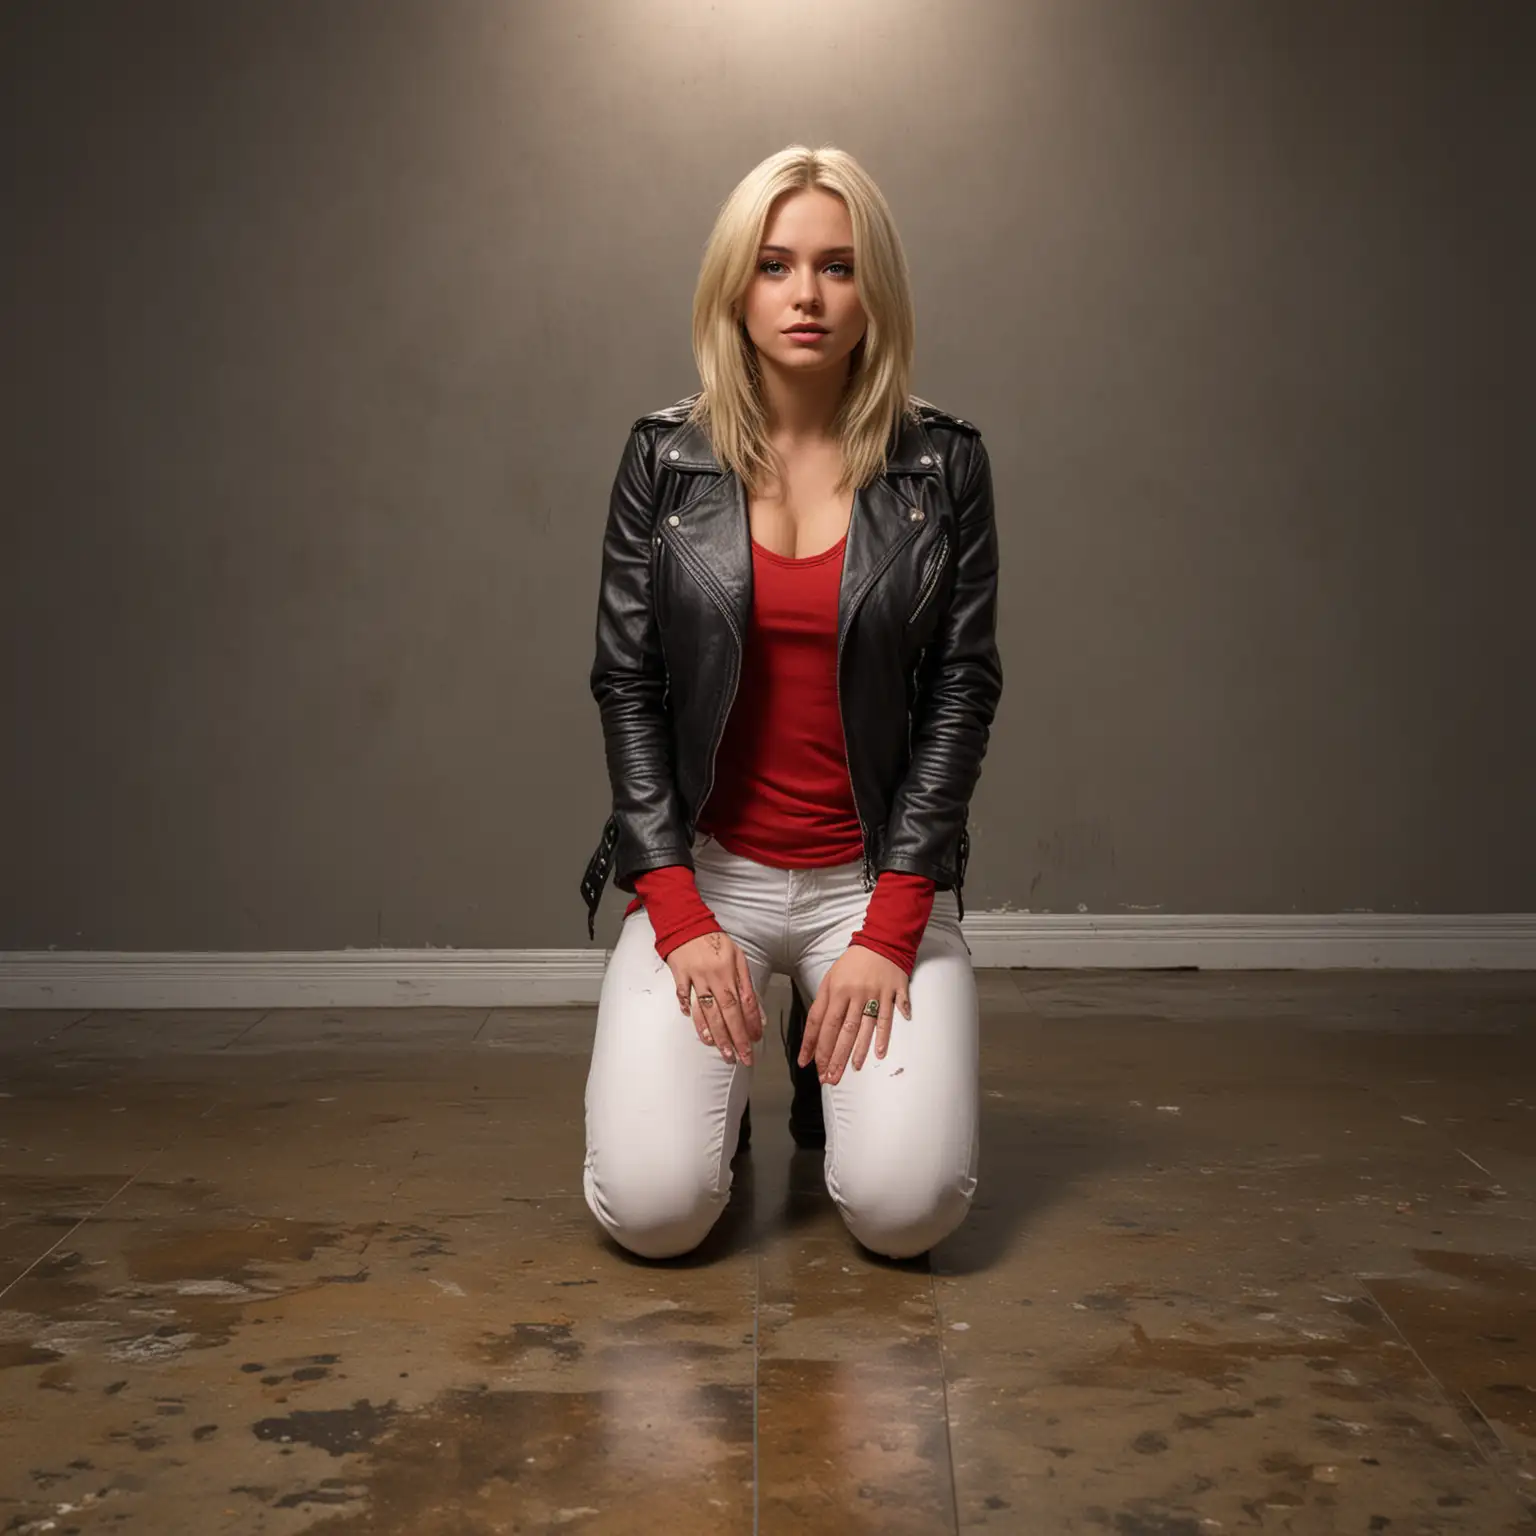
[850,871,936,977]
[632,864,723,961]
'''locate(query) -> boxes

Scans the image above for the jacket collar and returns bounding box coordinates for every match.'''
[656,408,944,479]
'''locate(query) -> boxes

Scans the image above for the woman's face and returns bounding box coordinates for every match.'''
[740,188,868,380]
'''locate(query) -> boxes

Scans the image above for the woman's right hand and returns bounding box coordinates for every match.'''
[667,930,763,1065]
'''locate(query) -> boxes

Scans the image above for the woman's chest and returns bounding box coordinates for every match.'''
[747,476,853,561]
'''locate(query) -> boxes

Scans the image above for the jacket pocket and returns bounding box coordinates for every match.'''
[906,533,950,625]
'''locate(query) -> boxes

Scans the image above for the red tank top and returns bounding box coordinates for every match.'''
[696,534,863,864]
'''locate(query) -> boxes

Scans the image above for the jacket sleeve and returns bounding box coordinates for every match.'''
[589,425,696,890]
[879,430,1003,882]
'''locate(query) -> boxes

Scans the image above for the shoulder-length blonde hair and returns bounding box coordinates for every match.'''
[688,145,917,496]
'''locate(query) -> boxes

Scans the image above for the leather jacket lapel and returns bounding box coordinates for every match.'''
[662,469,751,643]
[655,417,750,640]
[839,475,926,644]
[840,409,944,633]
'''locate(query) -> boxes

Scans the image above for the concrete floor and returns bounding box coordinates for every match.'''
[1,970,1533,1534]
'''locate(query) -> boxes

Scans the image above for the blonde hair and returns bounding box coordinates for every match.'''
[689,145,917,495]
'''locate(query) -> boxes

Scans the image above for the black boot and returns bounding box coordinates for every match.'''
[784,983,826,1149]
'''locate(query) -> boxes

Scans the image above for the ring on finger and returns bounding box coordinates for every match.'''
[862,998,880,1018]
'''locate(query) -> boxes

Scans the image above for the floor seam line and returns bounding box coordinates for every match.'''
[0,1168,143,1306]
[221,1008,271,1050]
[752,1247,761,1536]
[932,1267,962,1534]
[1,1025,275,1306]
[1357,1276,1522,1485]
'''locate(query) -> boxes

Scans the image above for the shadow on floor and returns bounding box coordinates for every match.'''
[594,1101,1142,1276]
[932,1102,1145,1275]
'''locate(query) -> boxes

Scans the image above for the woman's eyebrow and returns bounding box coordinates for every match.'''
[759,243,856,258]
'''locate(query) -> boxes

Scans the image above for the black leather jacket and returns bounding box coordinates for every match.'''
[580,393,1002,939]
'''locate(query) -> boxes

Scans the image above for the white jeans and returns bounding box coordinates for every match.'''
[583,832,980,1260]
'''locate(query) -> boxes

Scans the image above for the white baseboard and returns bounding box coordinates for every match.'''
[0,949,607,1010]
[1,914,1532,1010]
[959,912,1536,971]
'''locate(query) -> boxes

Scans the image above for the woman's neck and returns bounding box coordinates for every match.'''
[756,355,849,446]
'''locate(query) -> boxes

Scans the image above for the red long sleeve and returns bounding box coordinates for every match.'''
[631,865,935,975]
[626,866,722,959]
[851,871,936,977]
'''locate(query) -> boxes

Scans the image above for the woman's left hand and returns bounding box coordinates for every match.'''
[800,944,912,1085]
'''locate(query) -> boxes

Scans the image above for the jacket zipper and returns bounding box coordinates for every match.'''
[693,636,741,844]
[906,533,949,626]
[653,533,672,712]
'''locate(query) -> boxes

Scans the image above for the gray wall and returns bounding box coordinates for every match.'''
[2,1,1531,952]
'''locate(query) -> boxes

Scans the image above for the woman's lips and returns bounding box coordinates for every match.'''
[785,329,828,344]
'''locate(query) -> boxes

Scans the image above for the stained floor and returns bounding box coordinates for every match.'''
[2,970,1534,1533]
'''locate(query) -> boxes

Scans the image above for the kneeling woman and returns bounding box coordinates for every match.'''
[578,143,1003,1261]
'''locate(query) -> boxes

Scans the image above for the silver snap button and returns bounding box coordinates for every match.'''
[919,454,932,465]
[668,515,680,527]
[668,449,681,460]
[909,507,925,521]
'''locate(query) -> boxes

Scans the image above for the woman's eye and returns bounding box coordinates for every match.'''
[758,260,855,277]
